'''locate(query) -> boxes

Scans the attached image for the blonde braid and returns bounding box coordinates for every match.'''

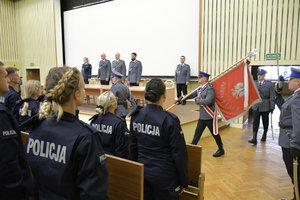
[39,100,52,119]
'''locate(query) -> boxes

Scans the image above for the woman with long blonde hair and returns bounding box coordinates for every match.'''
[25,66,109,199]
[13,80,41,131]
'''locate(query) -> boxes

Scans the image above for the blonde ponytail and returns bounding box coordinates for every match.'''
[96,91,116,115]
[21,80,41,116]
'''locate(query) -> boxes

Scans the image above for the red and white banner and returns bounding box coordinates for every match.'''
[210,60,262,125]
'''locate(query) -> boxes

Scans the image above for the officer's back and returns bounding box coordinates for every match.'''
[25,67,109,200]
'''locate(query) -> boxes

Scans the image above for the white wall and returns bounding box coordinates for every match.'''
[64,0,199,77]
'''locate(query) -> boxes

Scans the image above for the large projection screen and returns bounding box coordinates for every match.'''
[64,0,199,77]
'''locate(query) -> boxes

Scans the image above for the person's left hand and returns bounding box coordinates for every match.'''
[106,78,109,82]
[186,82,189,85]
[136,81,140,85]
[290,147,300,159]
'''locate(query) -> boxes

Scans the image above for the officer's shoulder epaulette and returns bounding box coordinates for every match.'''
[88,114,98,121]
[164,110,179,119]
[129,106,143,117]
[78,120,98,133]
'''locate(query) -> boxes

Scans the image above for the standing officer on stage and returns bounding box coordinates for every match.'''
[174,56,190,105]
[128,52,142,86]
[97,53,111,85]
[0,67,21,111]
[112,53,126,83]
[111,70,137,119]
[0,62,32,200]
[273,68,300,200]
[248,68,276,145]
[182,71,224,157]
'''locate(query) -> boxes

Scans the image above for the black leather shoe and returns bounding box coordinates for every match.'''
[213,149,225,157]
[248,139,257,145]
[261,134,266,141]
[182,101,186,105]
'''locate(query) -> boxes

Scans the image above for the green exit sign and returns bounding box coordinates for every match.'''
[30,62,34,66]
[266,53,281,60]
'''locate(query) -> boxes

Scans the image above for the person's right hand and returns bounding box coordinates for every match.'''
[275,82,283,94]
[174,81,177,84]
[179,186,185,195]
[97,78,99,81]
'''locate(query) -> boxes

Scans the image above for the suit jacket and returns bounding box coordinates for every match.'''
[174,64,190,84]
[82,63,92,83]
[273,89,300,149]
[252,80,275,112]
[112,60,126,82]
[128,60,142,83]
[188,83,215,120]
[98,59,111,80]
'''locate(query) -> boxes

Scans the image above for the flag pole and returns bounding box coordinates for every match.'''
[166,49,258,111]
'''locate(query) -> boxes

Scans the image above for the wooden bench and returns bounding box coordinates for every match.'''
[180,144,205,200]
[21,131,144,200]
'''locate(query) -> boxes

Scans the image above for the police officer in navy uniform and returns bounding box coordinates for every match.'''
[183,71,225,157]
[130,78,188,200]
[90,91,129,159]
[81,57,92,84]
[110,70,137,119]
[174,55,190,105]
[128,52,142,86]
[13,80,41,131]
[25,66,110,199]
[112,53,126,83]
[0,61,32,200]
[273,68,300,200]
[248,68,276,145]
[97,53,111,85]
[0,67,21,111]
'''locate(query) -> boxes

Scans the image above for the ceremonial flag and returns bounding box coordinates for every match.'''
[211,60,262,125]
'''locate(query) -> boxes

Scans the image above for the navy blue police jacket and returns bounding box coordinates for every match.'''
[0,85,21,111]
[82,63,92,84]
[129,104,188,190]
[90,112,129,159]
[25,112,110,200]
[12,98,39,131]
[0,103,32,200]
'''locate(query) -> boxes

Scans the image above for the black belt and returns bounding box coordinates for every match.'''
[278,122,293,129]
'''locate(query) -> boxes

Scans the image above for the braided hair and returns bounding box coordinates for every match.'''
[39,67,81,121]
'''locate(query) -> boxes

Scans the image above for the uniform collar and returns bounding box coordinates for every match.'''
[146,103,163,110]
[201,82,209,88]
[9,85,17,93]
[57,112,78,121]
[294,88,300,93]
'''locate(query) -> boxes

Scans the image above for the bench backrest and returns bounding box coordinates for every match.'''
[187,144,202,187]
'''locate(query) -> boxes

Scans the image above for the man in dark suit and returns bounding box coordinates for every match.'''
[128,53,142,86]
[111,53,126,83]
[97,53,111,85]
[174,56,190,105]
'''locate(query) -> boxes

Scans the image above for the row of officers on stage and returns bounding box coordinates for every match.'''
[1,58,300,200]
[82,53,191,106]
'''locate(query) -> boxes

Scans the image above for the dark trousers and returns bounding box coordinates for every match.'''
[252,109,269,133]
[144,180,178,200]
[176,84,187,103]
[192,119,223,147]
[130,82,139,86]
[101,80,109,85]
[282,147,300,197]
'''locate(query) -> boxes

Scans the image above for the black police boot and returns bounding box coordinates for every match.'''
[182,101,186,105]
[213,146,225,157]
[261,132,267,142]
[248,132,257,145]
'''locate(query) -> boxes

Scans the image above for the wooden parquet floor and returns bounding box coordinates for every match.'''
[196,108,293,200]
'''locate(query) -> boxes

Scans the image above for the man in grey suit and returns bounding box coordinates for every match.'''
[174,56,190,105]
[97,53,111,85]
[128,52,142,86]
[111,53,126,83]
[248,69,276,145]
[110,70,137,119]
[273,68,300,200]
[183,71,224,157]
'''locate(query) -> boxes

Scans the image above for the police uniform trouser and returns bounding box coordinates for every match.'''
[101,80,110,85]
[144,179,179,200]
[192,119,223,146]
[176,84,187,103]
[282,147,300,197]
[252,110,269,133]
